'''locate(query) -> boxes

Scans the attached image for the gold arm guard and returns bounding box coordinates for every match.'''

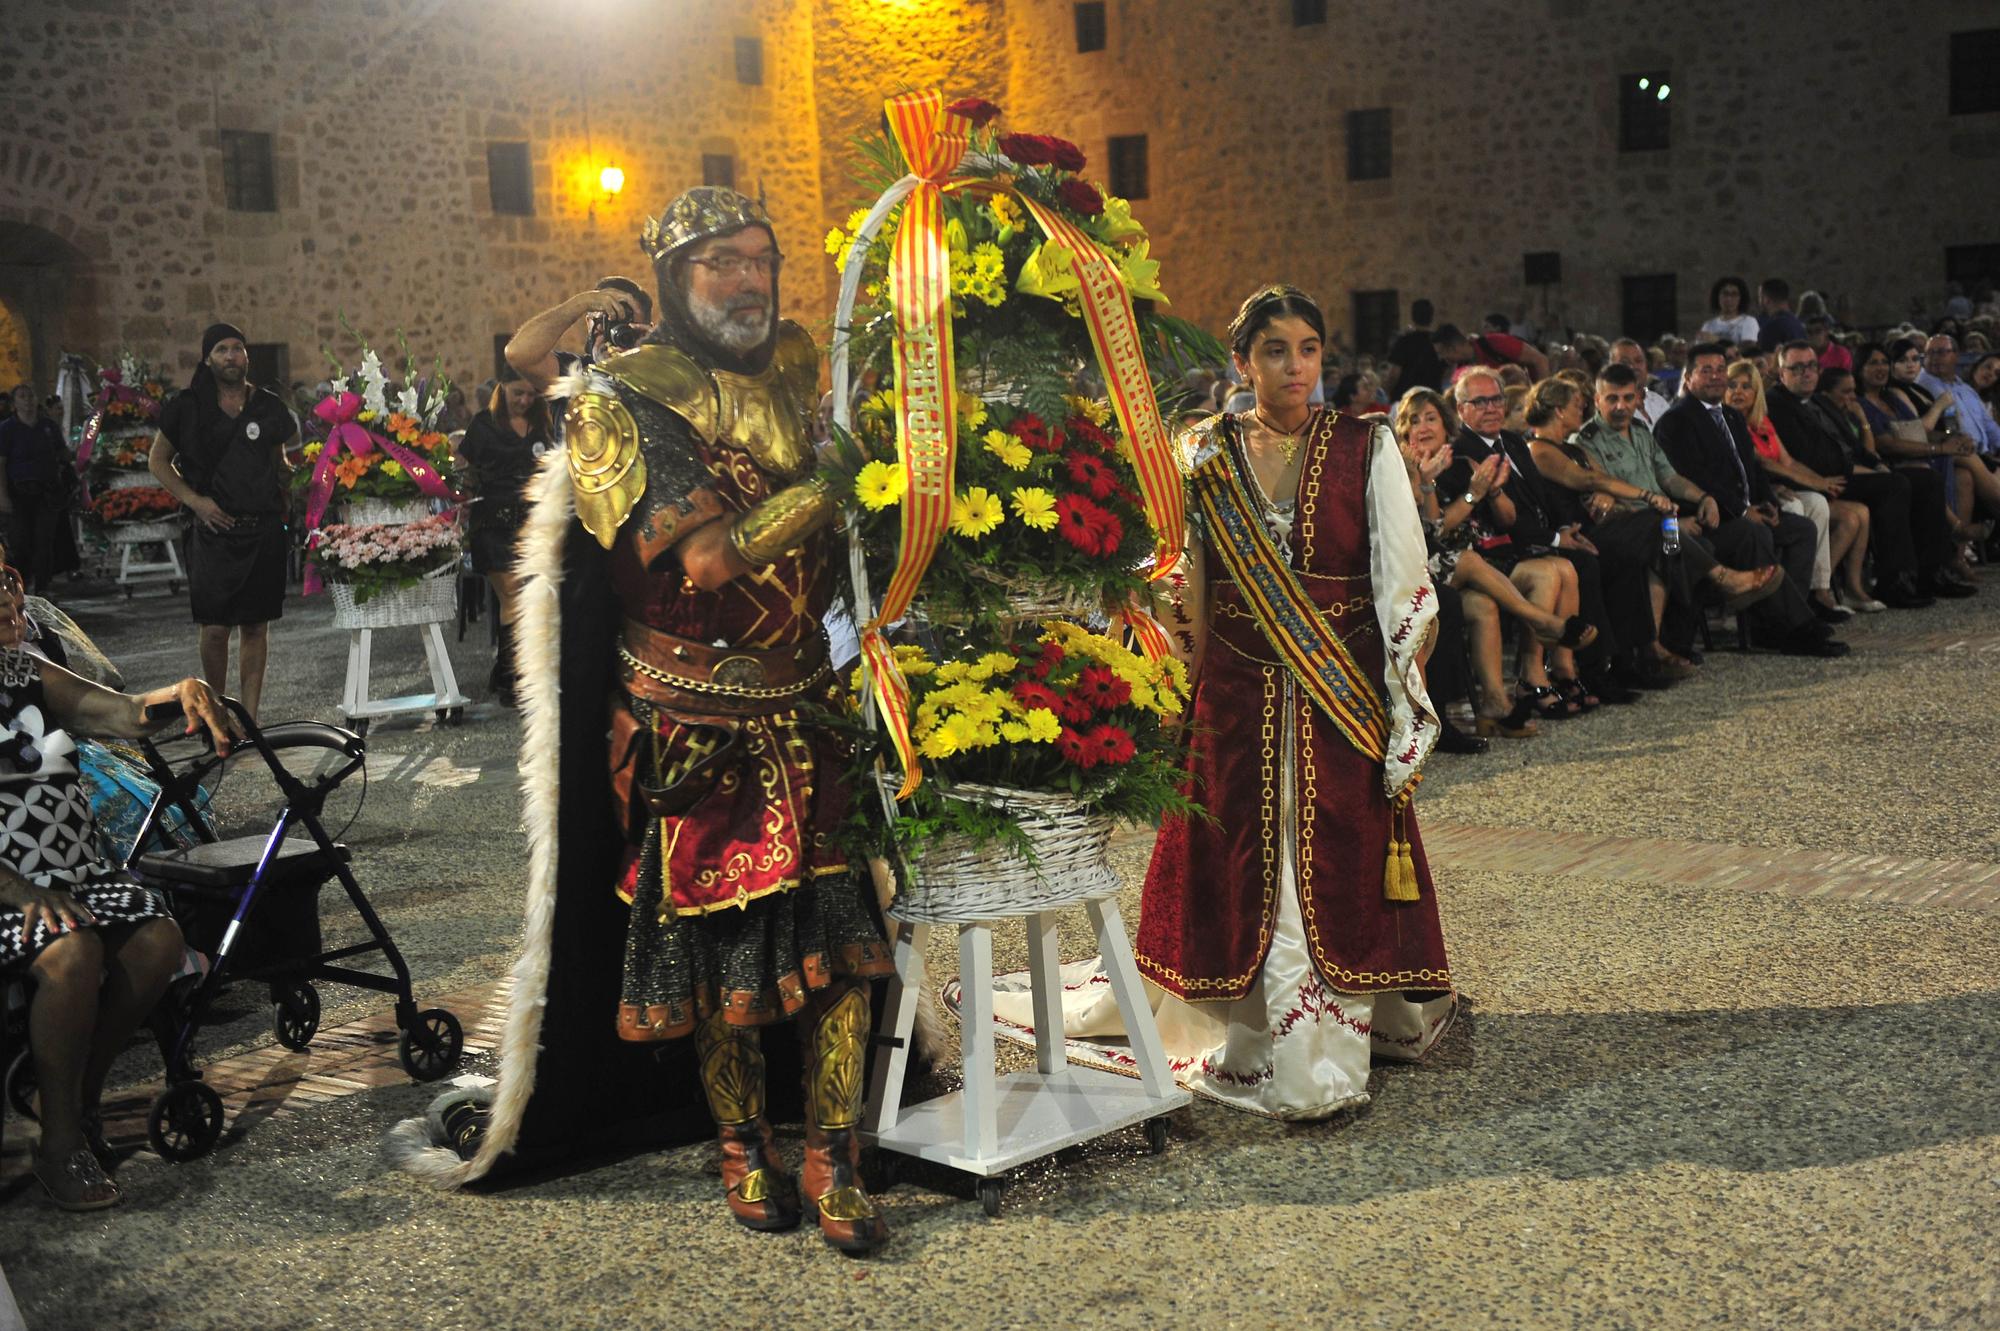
[727,473,836,566]
[566,388,646,549]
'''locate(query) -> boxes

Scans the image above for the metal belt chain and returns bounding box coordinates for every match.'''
[618,646,829,700]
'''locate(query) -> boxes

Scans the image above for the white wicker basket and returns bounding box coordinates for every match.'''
[108,518,184,543]
[329,565,457,629]
[105,470,157,492]
[881,776,1119,923]
[344,497,435,527]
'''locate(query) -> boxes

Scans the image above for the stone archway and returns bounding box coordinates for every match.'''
[0,219,102,393]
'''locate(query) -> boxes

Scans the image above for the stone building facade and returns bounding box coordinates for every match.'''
[2,0,1996,393]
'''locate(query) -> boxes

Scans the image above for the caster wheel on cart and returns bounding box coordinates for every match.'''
[351,718,370,738]
[977,1177,1004,1218]
[1146,1116,1169,1155]
[6,1048,38,1122]
[147,1080,225,1162]
[398,1007,464,1082]
[272,981,321,1052]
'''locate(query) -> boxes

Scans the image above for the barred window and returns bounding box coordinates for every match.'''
[1074,2,1106,53]
[1622,273,1678,343]
[487,142,533,215]
[1618,72,1671,152]
[1346,109,1391,182]
[702,154,736,189]
[1351,290,1398,357]
[220,130,276,212]
[1949,30,2000,115]
[734,36,763,86]
[1108,134,1148,200]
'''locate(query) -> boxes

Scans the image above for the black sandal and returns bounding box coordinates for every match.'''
[1551,675,1600,713]
[1523,684,1580,719]
[1474,695,1540,738]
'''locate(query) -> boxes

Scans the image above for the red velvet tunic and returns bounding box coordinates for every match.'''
[609,435,852,918]
[1135,418,1454,1001]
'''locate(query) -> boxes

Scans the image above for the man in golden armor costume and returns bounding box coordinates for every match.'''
[388,188,893,1255]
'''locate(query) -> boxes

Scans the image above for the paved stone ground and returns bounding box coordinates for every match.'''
[1,573,1996,1331]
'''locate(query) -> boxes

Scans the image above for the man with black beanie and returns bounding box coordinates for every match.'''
[150,322,296,719]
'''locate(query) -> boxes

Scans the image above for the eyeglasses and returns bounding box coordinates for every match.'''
[686,252,784,280]
[1461,394,1504,410]
[0,567,20,596]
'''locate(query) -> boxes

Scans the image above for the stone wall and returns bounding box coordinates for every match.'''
[2,0,1997,390]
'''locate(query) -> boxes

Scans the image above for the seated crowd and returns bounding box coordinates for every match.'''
[1189,280,2000,753]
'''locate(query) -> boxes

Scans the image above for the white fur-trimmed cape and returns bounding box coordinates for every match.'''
[383,447,575,1183]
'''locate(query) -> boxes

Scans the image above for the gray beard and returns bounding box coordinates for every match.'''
[688,289,773,356]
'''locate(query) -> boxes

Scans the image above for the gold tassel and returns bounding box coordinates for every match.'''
[1384,796,1420,902]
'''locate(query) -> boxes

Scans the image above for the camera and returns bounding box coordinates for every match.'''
[589,312,647,355]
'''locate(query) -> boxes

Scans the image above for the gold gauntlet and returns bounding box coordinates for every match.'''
[728,473,836,566]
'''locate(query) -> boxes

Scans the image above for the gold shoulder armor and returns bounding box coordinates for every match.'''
[770,320,820,411]
[600,343,720,444]
[565,385,645,550]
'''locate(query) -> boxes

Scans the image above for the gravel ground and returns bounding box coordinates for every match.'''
[1,573,1995,1331]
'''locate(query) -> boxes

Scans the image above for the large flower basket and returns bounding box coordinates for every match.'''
[344,498,435,527]
[960,566,1102,627]
[329,565,456,630]
[877,776,1118,922]
[105,470,157,492]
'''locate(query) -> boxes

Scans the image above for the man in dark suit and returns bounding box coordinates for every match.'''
[1653,343,1848,657]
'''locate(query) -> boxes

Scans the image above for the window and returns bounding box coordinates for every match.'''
[734,36,763,86]
[1523,251,1562,286]
[1074,2,1106,53]
[1108,135,1148,200]
[702,154,736,189]
[1949,30,2000,115]
[1621,273,1678,343]
[493,333,514,380]
[1945,243,2000,290]
[487,142,533,215]
[1618,72,1671,152]
[1346,108,1391,182]
[1351,290,1399,358]
[220,130,276,212]
[246,342,289,388]
[1292,0,1327,25]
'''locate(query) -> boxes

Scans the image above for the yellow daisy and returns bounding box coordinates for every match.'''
[854,460,907,510]
[983,431,1032,471]
[1023,708,1062,742]
[1009,486,1059,531]
[949,486,1005,539]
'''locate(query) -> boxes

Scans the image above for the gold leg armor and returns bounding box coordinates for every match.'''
[696,1011,800,1232]
[800,983,889,1254]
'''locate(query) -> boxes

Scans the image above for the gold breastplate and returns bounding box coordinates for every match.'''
[601,322,819,482]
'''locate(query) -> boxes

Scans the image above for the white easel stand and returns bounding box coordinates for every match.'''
[336,622,470,735]
[863,891,1191,1217]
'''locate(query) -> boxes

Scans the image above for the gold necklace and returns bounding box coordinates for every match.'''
[1252,407,1312,464]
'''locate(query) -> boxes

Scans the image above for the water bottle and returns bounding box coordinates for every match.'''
[1661,512,1681,556]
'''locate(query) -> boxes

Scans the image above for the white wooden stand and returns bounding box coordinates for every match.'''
[337,621,470,733]
[111,525,185,595]
[864,892,1190,1216]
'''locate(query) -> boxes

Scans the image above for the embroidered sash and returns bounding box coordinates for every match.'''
[1192,413,1389,764]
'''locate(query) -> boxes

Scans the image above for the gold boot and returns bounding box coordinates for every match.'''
[801,983,888,1255]
[696,1011,800,1232]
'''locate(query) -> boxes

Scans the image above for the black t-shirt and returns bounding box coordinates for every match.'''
[158,385,297,516]
[0,417,68,491]
[1387,329,1444,393]
[461,409,552,523]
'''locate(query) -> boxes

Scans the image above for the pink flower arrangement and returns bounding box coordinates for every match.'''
[305,512,461,585]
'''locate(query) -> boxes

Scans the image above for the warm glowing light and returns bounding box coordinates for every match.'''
[599,165,625,195]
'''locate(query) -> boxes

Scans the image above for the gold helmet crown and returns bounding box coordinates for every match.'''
[640,186,773,264]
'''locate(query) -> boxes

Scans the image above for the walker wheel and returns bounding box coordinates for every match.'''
[1146,1116,1169,1155]
[5,1048,37,1122]
[271,981,321,1052]
[147,1079,225,1162]
[398,1007,464,1082]
[352,718,370,738]
[977,1176,1004,1218]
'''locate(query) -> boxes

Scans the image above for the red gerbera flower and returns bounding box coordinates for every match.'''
[1083,504,1124,553]
[1055,725,1099,768]
[1057,178,1105,216]
[1065,449,1119,500]
[946,97,1003,128]
[1028,641,1065,680]
[1056,690,1097,724]
[1076,665,1132,710]
[1010,679,1060,711]
[998,133,1087,173]
[1065,417,1115,452]
[1054,493,1105,554]
[1086,723,1136,766]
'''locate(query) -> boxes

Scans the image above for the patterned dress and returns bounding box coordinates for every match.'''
[0,649,169,972]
